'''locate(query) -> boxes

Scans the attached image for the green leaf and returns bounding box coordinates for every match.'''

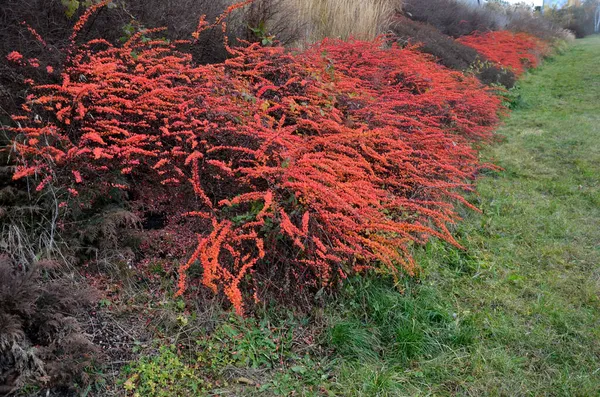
[61,0,80,18]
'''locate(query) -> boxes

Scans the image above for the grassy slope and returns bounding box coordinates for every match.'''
[323,37,600,396]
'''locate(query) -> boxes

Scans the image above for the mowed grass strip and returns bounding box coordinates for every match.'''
[324,36,600,396]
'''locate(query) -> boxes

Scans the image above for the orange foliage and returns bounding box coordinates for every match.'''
[458,30,549,76]
[8,4,504,315]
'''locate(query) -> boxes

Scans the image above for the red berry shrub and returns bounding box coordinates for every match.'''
[8,4,503,315]
[458,31,549,76]
[389,16,517,89]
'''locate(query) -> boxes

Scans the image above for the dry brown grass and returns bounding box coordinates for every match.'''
[291,0,400,42]
[247,0,401,46]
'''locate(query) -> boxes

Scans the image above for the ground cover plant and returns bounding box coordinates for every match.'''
[7,1,502,319]
[458,30,550,76]
[390,16,517,88]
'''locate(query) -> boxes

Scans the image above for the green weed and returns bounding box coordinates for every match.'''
[121,345,209,397]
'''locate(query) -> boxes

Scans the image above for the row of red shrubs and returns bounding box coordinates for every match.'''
[458,30,550,76]
[7,3,548,314]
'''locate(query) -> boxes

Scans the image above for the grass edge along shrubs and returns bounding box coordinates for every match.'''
[7,1,508,316]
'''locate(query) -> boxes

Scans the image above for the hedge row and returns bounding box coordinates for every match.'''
[6,2,511,314]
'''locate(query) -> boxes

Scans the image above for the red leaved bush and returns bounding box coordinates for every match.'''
[458,30,549,76]
[7,3,503,314]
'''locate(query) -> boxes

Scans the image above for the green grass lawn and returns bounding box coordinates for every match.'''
[321,36,600,396]
[120,37,600,396]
